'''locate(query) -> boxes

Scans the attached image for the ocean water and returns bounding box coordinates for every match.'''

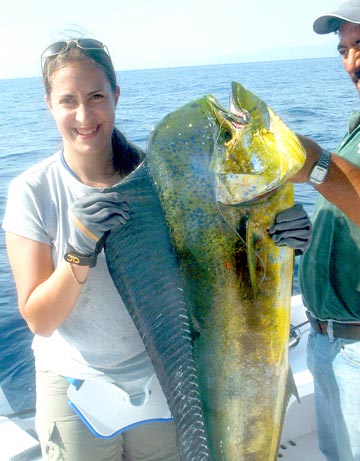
[0,57,358,415]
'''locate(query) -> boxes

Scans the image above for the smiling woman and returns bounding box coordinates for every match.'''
[1,38,179,461]
[45,59,120,186]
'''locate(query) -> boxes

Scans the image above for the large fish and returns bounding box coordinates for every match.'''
[105,82,305,460]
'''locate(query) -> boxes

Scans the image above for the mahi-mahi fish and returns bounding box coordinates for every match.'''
[104,82,306,460]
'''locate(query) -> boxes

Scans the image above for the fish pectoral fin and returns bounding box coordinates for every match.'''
[234,215,259,298]
[246,219,261,297]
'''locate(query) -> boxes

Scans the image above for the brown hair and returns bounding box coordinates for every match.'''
[42,41,117,96]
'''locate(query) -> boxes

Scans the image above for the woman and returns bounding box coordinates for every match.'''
[3,37,311,460]
[3,38,179,461]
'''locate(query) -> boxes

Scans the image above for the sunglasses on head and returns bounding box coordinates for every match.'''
[41,39,110,70]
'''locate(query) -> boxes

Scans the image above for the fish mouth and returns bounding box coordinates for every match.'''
[207,95,248,129]
[229,89,243,118]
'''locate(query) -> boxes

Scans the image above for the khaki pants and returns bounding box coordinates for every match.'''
[35,370,180,461]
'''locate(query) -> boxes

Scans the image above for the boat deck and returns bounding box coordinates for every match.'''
[1,295,326,461]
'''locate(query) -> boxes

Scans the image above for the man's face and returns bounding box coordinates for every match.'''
[338,22,360,91]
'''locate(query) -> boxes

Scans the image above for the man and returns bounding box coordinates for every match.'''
[292,1,360,460]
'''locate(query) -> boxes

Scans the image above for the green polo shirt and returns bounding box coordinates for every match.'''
[299,112,360,321]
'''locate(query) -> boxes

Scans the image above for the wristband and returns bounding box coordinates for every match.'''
[64,247,97,268]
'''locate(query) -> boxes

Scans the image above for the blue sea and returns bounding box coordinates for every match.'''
[0,57,358,416]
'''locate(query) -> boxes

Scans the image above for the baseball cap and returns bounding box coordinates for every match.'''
[313,0,360,34]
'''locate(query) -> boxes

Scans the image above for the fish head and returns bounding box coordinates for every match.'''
[206,81,306,205]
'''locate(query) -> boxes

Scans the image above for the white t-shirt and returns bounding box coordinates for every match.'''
[2,150,154,389]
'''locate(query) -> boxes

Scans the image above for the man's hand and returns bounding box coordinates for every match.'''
[268,204,312,254]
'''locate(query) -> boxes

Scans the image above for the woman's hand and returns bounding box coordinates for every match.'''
[66,191,130,267]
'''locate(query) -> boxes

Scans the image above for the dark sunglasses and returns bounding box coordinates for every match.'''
[41,39,110,70]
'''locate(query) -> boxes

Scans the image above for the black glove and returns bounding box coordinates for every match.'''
[65,191,130,267]
[268,204,312,255]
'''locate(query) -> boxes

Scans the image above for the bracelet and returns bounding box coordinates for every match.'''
[64,250,97,268]
[69,263,88,285]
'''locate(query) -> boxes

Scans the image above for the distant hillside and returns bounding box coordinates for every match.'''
[210,43,338,65]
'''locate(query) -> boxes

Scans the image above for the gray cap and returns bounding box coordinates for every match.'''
[313,0,360,34]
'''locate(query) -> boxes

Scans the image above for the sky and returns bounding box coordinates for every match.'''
[0,0,341,80]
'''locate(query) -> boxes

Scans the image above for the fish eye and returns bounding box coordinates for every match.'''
[221,128,232,143]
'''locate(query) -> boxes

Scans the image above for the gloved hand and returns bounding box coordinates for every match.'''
[65,191,129,267]
[268,204,312,255]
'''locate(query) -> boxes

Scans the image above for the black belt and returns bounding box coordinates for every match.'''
[306,311,360,340]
